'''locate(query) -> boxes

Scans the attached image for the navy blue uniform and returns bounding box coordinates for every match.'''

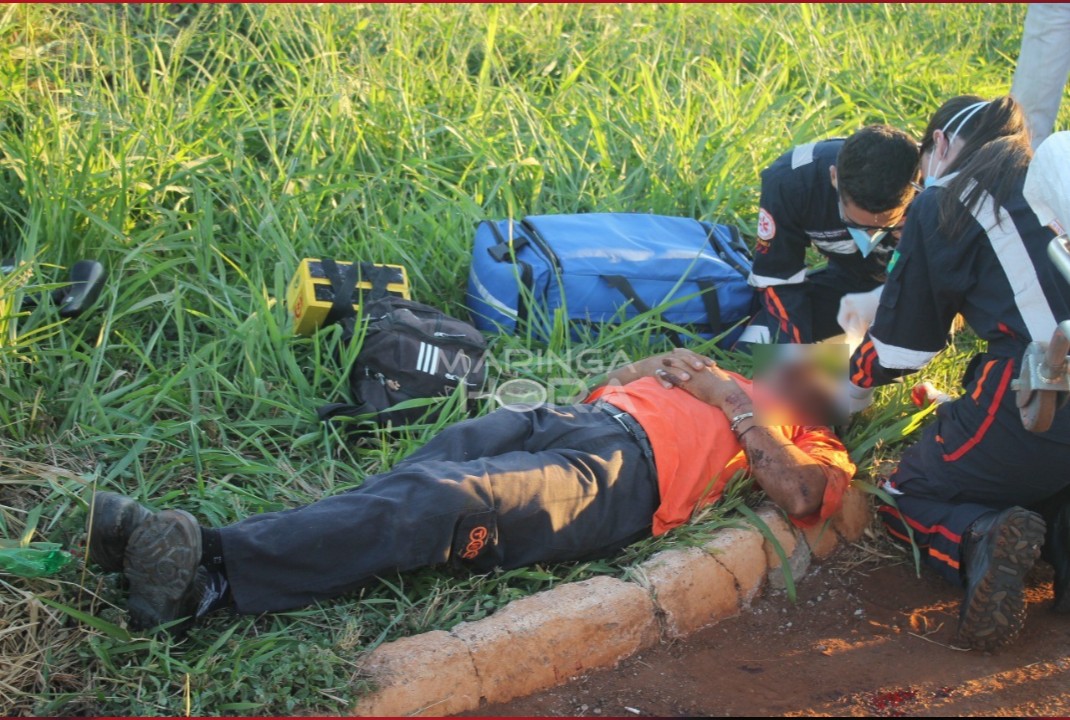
[740,139,898,346]
[219,404,659,613]
[849,174,1070,584]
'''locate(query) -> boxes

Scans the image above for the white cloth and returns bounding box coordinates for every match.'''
[1011,3,1070,148]
[1024,131,1070,231]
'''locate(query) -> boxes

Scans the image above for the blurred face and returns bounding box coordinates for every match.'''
[754,356,842,428]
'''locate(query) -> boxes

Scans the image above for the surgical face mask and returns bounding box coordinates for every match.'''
[923,101,990,187]
[847,226,888,258]
[923,149,945,188]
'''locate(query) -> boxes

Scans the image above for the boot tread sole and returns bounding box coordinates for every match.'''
[124,509,202,632]
[957,508,1045,652]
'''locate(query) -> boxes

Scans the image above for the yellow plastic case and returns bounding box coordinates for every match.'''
[287,258,410,335]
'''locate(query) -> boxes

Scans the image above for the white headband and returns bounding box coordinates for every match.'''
[942,100,990,141]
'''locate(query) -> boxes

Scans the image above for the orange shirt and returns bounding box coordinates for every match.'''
[591,374,855,536]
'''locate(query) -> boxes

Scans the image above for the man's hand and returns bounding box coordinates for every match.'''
[604,348,715,388]
[657,356,831,520]
[655,359,751,414]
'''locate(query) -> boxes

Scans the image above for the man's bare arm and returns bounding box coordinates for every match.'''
[731,425,828,518]
[655,363,828,518]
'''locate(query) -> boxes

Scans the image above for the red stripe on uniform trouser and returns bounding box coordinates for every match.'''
[929,547,960,570]
[970,360,996,402]
[942,361,1014,462]
[880,509,962,570]
[879,505,962,544]
[763,288,801,343]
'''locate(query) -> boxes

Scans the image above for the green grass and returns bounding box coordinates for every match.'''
[0,3,1049,715]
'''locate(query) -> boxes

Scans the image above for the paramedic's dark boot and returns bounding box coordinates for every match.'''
[956,507,1045,651]
[124,509,203,633]
[87,492,152,573]
[1048,498,1070,613]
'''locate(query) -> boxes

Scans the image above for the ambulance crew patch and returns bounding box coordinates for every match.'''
[757,208,776,241]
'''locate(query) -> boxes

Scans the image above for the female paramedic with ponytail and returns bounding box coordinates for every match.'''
[847,94,1070,651]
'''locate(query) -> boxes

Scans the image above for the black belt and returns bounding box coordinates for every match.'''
[593,400,657,478]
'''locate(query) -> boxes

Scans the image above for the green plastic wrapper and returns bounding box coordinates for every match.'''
[0,541,73,578]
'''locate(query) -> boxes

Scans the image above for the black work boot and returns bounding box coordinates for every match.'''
[1047,498,1070,613]
[87,492,152,573]
[957,507,1046,651]
[123,509,203,633]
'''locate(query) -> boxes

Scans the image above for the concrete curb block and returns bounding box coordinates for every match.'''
[352,487,872,716]
[351,631,480,717]
[449,576,659,706]
[636,546,739,638]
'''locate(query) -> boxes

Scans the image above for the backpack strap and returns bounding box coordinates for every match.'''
[602,274,685,348]
[695,278,723,335]
[317,401,377,423]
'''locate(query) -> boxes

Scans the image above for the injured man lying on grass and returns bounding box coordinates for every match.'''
[86,347,855,633]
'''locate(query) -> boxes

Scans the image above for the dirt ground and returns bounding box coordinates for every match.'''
[468,549,1070,717]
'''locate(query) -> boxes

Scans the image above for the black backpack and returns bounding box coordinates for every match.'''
[314,259,488,429]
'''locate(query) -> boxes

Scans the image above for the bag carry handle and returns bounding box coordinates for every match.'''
[487,229,530,262]
[602,274,685,348]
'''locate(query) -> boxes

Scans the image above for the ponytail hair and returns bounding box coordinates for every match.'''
[923,95,1033,238]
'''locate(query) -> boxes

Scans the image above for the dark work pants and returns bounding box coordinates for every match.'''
[880,355,1070,585]
[737,264,882,349]
[219,404,659,614]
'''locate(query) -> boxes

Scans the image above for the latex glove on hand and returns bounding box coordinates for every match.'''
[836,286,883,354]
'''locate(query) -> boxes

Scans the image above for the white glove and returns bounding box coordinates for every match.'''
[837,286,883,353]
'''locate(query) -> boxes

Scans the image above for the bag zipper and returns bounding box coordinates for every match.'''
[380,313,486,350]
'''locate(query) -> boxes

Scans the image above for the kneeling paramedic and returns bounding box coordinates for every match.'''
[738,125,919,348]
[87,349,854,632]
[847,96,1070,651]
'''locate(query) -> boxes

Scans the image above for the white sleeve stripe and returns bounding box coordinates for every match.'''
[737,324,772,344]
[791,143,816,169]
[747,269,808,288]
[870,336,938,370]
[811,239,859,254]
